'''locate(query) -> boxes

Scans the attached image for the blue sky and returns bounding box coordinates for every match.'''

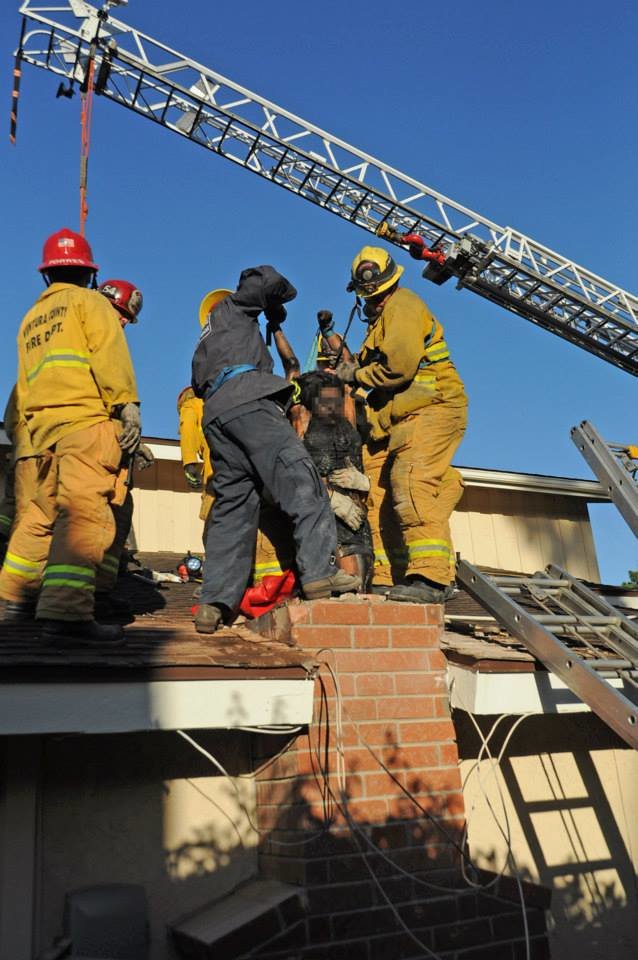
[1,0,636,582]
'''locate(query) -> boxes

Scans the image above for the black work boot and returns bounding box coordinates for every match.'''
[302,568,361,600]
[368,583,391,597]
[40,619,125,647]
[94,592,133,620]
[388,576,455,604]
[194,603,224,634]
[3,600,37,622]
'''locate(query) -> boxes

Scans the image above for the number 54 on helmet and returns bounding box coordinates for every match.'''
[99,279,143,323]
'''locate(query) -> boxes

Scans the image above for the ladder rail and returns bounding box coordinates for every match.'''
[456,560,638,749]
[546,565,638,656]
[571,421,638,536]
[525,573,638,668]
[15,1,638,376]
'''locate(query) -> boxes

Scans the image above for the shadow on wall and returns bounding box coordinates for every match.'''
[455,710,638,960]
[36,718,548,960]
[37,729,263,960]
[244,726,548,960]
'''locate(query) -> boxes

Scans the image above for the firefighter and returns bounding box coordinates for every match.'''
[96,278,154,596]
[191,264,360,634]
[0,228,140,642]
[333,246,468,603]
[178,289,231,540]
[0,386,38,567]
[178,387,209,498]
[179,288,295,581]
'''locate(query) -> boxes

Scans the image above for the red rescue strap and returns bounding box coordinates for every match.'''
[9,18,26,145]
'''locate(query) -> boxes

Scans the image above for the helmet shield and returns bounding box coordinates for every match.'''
[349,245,403,298]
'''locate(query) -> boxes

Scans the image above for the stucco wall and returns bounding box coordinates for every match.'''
[36,730,259,960]
[455,711,638,960]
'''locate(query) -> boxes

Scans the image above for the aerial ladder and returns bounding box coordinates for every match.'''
[571,421,638,538]
[11,0,638,377]
[11,2,638,743]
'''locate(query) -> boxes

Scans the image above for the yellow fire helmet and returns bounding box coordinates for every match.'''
[349,246,404,298]
[198,287,232,327]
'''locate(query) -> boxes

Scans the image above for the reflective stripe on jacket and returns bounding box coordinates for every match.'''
[356,287,466,440]
[16,283,138,453]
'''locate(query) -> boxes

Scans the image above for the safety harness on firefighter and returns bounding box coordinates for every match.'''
[204,364,257,400]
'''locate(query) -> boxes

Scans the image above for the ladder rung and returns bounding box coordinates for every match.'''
[493,577,569,587]
[535,615,620,626]
[587,658,633,670]
[457,559,638,750]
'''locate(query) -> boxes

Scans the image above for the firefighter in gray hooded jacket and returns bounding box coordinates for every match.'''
[191,265,360,634]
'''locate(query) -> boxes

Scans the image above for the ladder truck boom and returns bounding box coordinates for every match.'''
[14,0,638,376]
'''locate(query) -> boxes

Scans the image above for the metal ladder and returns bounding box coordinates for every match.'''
[571,420,638,537]
[456,560,638,748]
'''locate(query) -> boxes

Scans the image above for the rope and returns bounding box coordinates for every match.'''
[79,54,96,235]
[334,296,361,365]
[9,18,27,145]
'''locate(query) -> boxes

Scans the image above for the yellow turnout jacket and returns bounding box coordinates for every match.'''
[177,388,213,485]
[356,287,466,440]
[16,283,138,453]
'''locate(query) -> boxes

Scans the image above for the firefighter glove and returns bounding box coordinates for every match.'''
[329,458,371,492]
[334,358,359,385]
[135,442,155,470]
[184,462,203,489]
[329,489,366,531]
[264,303,287,328]
[317,310,335,334]
[118,403,141,452]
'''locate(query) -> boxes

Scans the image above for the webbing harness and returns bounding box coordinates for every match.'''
[205,364,257,400]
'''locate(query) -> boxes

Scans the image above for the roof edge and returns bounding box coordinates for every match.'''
[0,426,608,501]
[457,465,608,501]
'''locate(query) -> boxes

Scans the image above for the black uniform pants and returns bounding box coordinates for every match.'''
[202,398,338,611]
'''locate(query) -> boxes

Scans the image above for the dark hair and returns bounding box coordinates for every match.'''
[296,370,344,410]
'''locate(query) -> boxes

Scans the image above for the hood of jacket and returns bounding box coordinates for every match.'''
[231,265,297,316]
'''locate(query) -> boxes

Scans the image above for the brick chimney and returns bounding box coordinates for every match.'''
[252,598,550,959]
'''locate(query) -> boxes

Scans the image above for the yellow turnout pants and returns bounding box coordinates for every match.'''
[15,456,40,520]
[0,456,51,601]
[365,403,467,586]
[0,468,15,539]
[364,439,408,586]
[0,421,122,620]
[0,455,41,541]
[252,505,295,583]
[95,466,133,593]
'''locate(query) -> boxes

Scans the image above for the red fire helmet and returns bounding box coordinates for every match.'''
[38,227,98,272]
[98,279,143,322]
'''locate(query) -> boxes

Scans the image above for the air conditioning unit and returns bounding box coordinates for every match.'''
[63,884,148,959]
